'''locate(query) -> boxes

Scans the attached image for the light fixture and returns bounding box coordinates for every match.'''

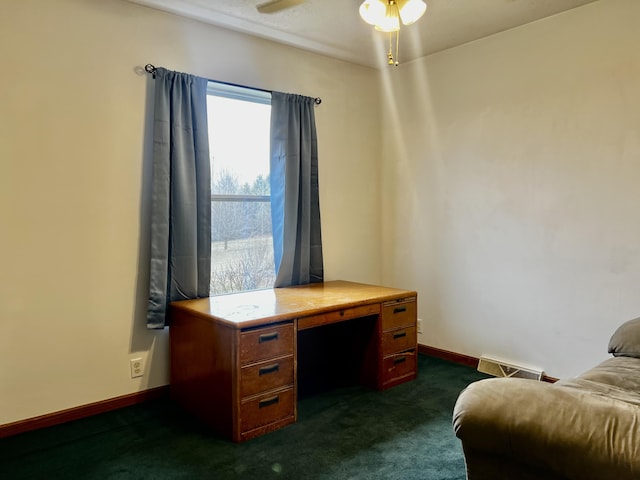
[359,0,427,66]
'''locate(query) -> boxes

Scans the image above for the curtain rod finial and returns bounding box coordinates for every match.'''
[145,64,157,78]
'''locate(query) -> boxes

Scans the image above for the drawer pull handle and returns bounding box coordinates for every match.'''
[393,331,407,339]
[393,307,407,314]
[259,396,280,408]
[258,363,280,376]
[258,332,279,343]
[393,356,407,365]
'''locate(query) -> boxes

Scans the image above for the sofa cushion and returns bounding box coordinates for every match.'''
[453,376,640,480]
[557,357,640,405]
[609,317,640,358]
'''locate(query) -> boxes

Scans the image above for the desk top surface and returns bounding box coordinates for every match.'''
[170,280,416,328]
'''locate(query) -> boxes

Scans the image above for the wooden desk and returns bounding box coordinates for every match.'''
[169,280,418,442]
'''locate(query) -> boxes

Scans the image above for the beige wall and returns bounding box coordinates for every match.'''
[382,0,640,378]
[0,0,381,425]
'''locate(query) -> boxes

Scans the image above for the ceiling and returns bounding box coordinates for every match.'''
[128,0,600,68]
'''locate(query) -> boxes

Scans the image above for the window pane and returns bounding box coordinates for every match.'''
[210,201,274,295]
[207,90,274,296]
[208,95,270,193]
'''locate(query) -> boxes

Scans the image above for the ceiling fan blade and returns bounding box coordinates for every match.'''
[256,0,307,14]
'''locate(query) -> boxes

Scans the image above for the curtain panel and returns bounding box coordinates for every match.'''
[270,92,324,288]
[146,68,211,329]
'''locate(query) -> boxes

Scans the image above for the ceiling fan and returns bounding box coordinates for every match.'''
[256,0,307,14]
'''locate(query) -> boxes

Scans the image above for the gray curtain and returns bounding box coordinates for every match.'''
[146,68,211,329]
[270,92,323,288]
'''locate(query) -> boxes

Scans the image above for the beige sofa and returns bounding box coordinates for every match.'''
[452,318,640,480]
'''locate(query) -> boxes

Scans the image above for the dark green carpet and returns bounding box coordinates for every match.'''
[0,355,488,479]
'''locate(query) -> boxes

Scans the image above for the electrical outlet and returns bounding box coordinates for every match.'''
[417,318,424,334]
[130,357,144,378]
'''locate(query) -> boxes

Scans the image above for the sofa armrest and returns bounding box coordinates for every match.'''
[453,378,640,480]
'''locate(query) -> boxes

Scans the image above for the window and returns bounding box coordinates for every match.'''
[207,83,274,296]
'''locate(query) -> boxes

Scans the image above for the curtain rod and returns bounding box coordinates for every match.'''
[144,64,321,105]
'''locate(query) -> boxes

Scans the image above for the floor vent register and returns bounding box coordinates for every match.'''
[477,356,543,381]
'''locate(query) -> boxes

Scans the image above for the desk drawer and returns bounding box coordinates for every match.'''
[240,323,294,365]
[240,356,295,398]
[381,326,417,355]
[240,387,295,433]
[382,300,417,330]
[382,350,417,386]
[298,304,380,330]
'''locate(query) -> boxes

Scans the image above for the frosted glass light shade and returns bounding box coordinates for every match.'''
[359,0,386,25]
[374,3,400,32]
[398,0,427,25]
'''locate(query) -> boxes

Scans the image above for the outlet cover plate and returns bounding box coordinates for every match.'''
[130,357,144,378]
